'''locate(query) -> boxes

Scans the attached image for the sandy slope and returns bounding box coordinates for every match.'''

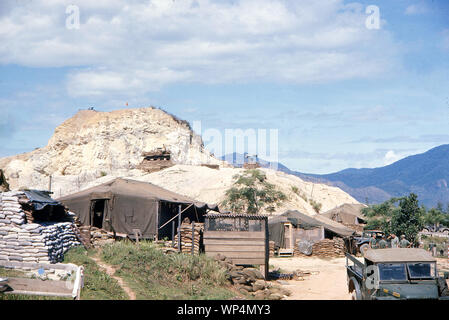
[71,164,359,216]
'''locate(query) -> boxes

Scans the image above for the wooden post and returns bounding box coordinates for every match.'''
[172,220,175,247]
[177,205,182,252]
[192,221,195,255]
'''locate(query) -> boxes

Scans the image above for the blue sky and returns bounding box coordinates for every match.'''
[1,0,448,174]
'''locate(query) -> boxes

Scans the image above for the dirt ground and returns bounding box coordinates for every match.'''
[271,256,449,300]
[269,256,354,300]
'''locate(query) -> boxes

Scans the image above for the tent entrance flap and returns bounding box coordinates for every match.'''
[91,200,106,229]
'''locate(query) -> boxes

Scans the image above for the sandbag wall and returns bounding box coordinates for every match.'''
[0,191,81,264]
[311,237,345,258]
[173,222,203,254]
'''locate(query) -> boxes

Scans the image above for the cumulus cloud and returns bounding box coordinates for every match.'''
[0,0,398,97]
[383,150,403,165]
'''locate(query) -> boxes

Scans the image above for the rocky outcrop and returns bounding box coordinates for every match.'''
[0,107,225,192]
[0,107,359,214]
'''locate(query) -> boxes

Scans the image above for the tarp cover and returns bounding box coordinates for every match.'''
[57,178,219,238]
[23,190,62,211]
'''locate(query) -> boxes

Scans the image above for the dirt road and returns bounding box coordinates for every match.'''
[270,256,352,300]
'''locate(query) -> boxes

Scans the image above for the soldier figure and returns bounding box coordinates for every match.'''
[369,233,377,249]
[378,235,387,249]
[389,234,399,248]
[399,235,411,248]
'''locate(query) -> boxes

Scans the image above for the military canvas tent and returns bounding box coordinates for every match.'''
[57,178,219,239]
[268,210,355,249]
[320,203,367,225]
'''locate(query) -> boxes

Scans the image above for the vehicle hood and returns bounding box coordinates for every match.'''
[379,283,439,300]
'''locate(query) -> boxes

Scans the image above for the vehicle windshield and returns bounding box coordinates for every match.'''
[407,263,435,279]
[378,263,407,281]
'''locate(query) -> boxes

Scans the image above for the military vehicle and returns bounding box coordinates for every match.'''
[352,230,385,255]
[422,224,449,235]
[346,248,449,300]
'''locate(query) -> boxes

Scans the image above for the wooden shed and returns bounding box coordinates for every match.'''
[203,214,269,278]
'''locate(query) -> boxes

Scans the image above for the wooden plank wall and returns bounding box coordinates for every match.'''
[204,231,266,266]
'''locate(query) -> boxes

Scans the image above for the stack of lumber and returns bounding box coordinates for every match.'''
[269,241,275,257]
[311,237,345,258]
[173,222,203,254]
[293,240,301,256]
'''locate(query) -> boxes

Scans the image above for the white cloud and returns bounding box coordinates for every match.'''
[384,150,402,165]
[0,0,399,97]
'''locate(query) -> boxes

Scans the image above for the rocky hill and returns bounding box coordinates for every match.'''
[0,107,225,192]
[0,107,359,215]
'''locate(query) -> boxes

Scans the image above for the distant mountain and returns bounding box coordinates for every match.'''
[303,145,449,207]
[219,153,291,172]
[222,145,449,208]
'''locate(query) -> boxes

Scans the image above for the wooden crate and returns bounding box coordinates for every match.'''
[204,215,269,278]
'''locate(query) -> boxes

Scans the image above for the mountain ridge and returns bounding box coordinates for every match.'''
[222,145,449,207]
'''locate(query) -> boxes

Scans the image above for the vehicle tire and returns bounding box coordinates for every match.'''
[442,229,449,236]
[360,244,369,256]
[349,278,362,300]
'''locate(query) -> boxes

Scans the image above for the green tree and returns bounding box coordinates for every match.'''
[222,169,287,214]
[363,193,425,245]
[389,194,425,245]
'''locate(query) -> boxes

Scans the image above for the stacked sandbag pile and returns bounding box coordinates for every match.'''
[89,227,114,247]
[311,237,345,258]
[40,222,82,263]
[173,222,203,254]
[0,191,81,264]
[214,254,292,300]
[269,241,275,257]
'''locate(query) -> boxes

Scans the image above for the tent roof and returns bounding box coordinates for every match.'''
[364,248,436,263]
[57,178,220,211]
[321,203,367,221]
[270,210,355,237]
